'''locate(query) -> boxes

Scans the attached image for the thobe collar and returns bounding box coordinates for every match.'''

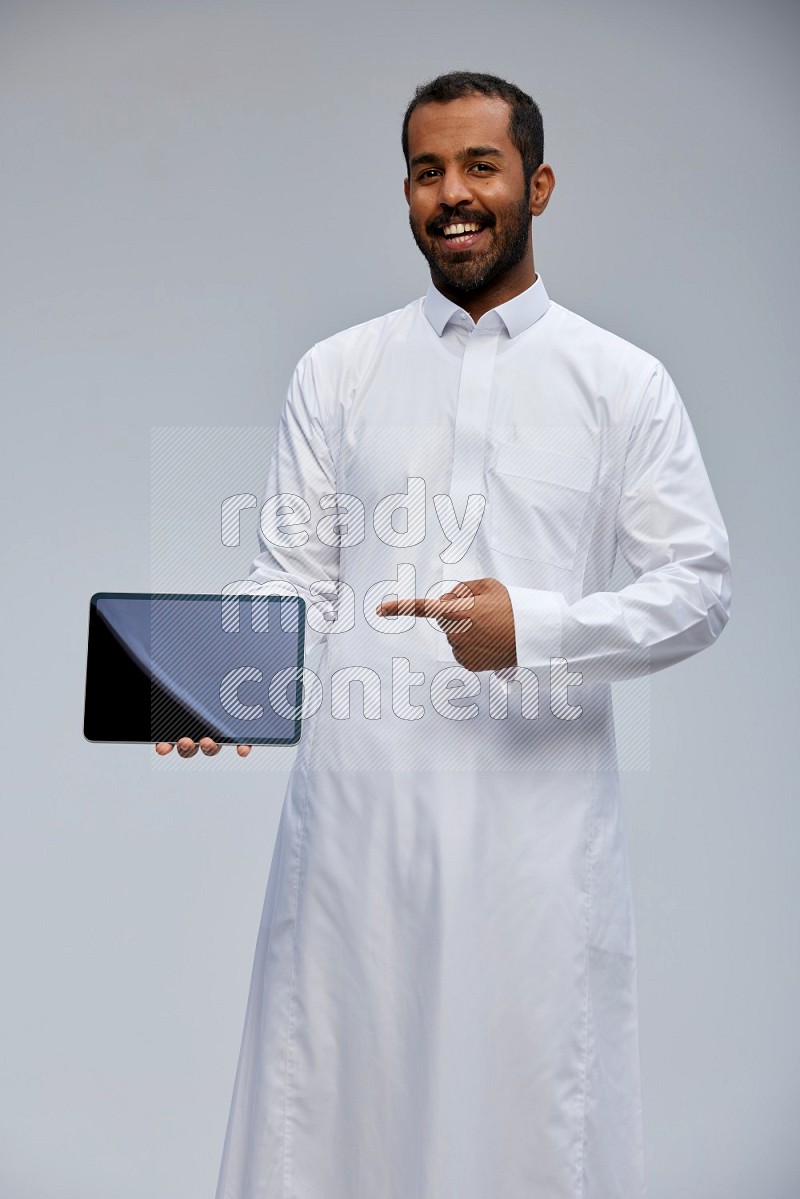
[423,274,550,339]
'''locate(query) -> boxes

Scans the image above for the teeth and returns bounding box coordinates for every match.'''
[442,222,481,236]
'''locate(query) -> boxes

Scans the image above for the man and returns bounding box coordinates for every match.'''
[160,72,731,1198]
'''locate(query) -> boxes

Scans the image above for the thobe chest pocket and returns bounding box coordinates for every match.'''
[490,442,594,570]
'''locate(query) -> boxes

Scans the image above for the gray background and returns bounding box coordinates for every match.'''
[1,1,798,1196]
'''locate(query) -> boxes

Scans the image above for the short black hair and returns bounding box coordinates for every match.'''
[402,71,544,188]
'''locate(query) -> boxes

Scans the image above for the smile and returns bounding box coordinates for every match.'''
[436,222,488,250]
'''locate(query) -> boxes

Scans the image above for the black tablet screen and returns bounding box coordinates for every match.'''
[84,593,305,744]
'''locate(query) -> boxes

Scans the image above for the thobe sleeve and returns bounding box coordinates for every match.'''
[227,348,342,653]
[507,361,732,683]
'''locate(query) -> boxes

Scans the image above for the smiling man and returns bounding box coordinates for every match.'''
[166,71,731,1199]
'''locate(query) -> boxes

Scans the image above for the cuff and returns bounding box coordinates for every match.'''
[506,585,564,671]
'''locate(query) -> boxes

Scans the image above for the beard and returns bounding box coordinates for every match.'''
[409,191,532,296]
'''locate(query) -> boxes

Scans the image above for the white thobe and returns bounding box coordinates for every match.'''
[216,276,732,1199]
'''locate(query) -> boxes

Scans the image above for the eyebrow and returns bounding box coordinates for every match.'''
[409,145,506,169]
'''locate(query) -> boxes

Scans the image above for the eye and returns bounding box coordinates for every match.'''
[416,168,441,181]
[471,162,495,173]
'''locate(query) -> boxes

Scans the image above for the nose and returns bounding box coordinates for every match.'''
[437,167,474,211]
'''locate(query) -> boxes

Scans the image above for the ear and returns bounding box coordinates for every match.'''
[529,164,555,217]
[404,177,410,206]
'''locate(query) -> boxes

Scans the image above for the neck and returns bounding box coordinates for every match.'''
[432,256,537,322]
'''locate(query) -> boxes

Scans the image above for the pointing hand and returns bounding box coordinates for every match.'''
[376,578,517,673]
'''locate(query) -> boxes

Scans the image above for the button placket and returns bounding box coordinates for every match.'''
[435,325,500,663]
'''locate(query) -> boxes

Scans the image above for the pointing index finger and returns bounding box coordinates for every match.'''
[376,597,432,618]
[376,596,474,618]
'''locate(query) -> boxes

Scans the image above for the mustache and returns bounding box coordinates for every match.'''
[426,210,495,235]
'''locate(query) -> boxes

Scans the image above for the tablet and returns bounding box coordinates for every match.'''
[84,592,306,745]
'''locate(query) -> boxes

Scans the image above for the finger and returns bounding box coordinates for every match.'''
[437,596,474,617]
[155,742,174,755]
[439,618,471,641]
[376,597,439,618]
[237,744,252,757]
[435,607,474,641]
[176,737,199,758]
[436,606,471,627]
[377,596,475,622]
[199,738,221,756]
